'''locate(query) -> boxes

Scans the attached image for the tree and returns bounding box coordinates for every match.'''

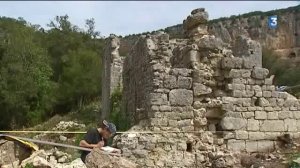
[0,17,55,128]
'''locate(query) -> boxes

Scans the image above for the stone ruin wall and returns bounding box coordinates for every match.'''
[101,35,124,119]
[102,8,300,168]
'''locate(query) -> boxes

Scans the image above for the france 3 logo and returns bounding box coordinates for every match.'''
[268,15,278,29]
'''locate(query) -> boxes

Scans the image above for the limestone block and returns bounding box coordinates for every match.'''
[236,107,247,112]
[221,57,243,70]
[231,84,246,90]
[278,111,293,119]
[284,119,298,132]
[243,58,258,69]
[260,120,285,132]
[263,91,272,98]
[243,112,255,119]
[224,112,242,118]
[169,89,193,106]
[150,93,168,105]
[266,85,275,91]
[265,107,274,112]
[293,111,300,119]
[183,8,208,31]
[264,132,280,140]
[247,79,255,85]
[271,91,279,98]
[223,132,235,140]
[178,119,192,127]
[179,111,194,119]
[220,117,247,130]
[164,75,177,89]
[252,85,262,92]
[222,103,235,112]
[277,98,285,107]
[168,120,178,127]
[228,69,251,78]
[160,105,171,112]
[193,117,207,127]
[233,78,247,84]
[247,107,256,111]
[249,132,265,140]
[251,67,269,80]
[222,97,237,104]
[227,140,245,151]
[243,90,255,98]
[177,76,192,89]
[171,68,192,77]
[246,141,258,152]
[255,111,267,120]
[197,35,225,50]
[297,120,300,131]
[232,90,244,98]
[255,91,263,97]
[267,112,278,120]
[193,83,212,96]
[235,131,248,140]
[247,119,259,131]
[291,106,298,111]
[150,118,168,127]
[257,141,275,152]
[258,98,270,107]
[193,108,206,117]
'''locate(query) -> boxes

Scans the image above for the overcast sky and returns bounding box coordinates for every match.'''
[0,1,299,37]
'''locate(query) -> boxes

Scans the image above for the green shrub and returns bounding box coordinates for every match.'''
[262,49,300,97]
[24,163,34,168]
[109,86,130,132]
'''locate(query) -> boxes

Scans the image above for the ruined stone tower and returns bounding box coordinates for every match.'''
[102,8,300,168]
[101,35,124,120]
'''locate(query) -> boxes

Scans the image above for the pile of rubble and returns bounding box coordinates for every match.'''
[33,121,86,141]
[1,146,85,168]
[53,121,86,131]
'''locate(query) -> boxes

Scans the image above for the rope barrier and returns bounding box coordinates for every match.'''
[0,130,225,134]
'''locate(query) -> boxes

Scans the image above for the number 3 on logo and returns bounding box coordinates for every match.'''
[268,15,277,29]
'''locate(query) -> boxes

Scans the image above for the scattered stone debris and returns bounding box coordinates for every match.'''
[33,121,85,140]
[3,148,85,168]
[52,121,86,131]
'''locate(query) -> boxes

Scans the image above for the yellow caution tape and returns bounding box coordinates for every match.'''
[0,134,39,151]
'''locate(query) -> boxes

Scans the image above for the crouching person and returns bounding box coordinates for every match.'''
[79,120,120,163]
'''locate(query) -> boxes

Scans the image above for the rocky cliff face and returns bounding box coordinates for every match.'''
[121,5,300,58]
[207,6,300,58]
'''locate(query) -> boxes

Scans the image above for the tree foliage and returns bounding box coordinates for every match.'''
[262,49,300,97]
[0,15,104,129]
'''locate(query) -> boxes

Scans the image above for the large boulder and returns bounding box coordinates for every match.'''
[85,148,138,168]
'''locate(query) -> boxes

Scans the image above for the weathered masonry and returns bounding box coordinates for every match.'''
[102,8,300,167]
[101,36,124,120]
